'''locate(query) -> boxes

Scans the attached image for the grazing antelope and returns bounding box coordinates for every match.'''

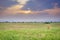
[46,24,51,29]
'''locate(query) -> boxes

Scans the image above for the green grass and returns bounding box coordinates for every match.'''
[0,22,60,40]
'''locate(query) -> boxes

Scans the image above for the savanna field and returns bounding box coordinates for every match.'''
[0,22,60,40]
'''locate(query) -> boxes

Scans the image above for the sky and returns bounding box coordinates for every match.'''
[0,0,60,22]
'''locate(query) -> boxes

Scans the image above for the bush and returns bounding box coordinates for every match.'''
[44,22,50,24]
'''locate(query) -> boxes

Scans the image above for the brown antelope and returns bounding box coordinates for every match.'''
[47,24,51,29]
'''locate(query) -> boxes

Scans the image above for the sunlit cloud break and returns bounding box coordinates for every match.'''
[1,4,60,15]
[13,0,29,8]
[2,5,32,14]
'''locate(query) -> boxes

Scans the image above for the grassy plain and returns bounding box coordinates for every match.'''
[0,22,60,40]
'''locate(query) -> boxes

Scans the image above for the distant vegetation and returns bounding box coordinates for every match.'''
[44,22,52,24]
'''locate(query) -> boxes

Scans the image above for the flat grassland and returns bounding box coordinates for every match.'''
[0,22,60,40]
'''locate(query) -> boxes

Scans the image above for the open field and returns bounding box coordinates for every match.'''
[0,22,60,40]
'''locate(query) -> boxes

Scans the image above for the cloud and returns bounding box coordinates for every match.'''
[0,0,18,7]
[41,8,60,15]
[41,2,60,15]
[0,1,60,15]
[1,4,60,15]
[12,0,30,9]
[0,7,6,15]
[33,2,60,15]
[1,5,32,15]
[16,0,29,4]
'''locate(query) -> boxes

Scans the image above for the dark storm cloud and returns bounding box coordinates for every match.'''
[36,0,60,7]
[23,0,60,10]
[0,0,18,7]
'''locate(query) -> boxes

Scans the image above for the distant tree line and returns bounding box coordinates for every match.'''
[0,21,60,23]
